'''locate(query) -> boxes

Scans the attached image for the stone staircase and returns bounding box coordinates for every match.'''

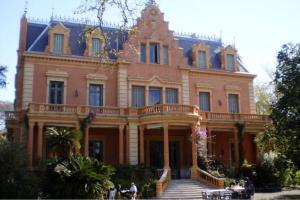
[159,179,212,199]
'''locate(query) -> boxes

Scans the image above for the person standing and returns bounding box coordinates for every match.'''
[130,182,138,200]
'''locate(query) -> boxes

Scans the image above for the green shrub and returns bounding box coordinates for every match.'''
[224,178,236,188]
[295,170,300,185]
[41,156,114,199]
[0,142,40,198]
[111,165,157,198]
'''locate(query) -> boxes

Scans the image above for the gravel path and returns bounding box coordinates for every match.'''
[253,190,300,200]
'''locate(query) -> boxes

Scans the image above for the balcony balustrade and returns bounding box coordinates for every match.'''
[26,103,271,122]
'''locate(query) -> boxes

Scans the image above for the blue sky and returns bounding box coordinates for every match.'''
[1,0,300,102]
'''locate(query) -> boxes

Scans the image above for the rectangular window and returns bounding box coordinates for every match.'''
[150,43,160,64]
[199,92,210,111]
[198,50,207,68]
[89,140,103,162]
[92,38,102,56]
[166,88,178,104]
[49,81,64,104]
[149,87,162,105]
[132,86,145,107]
[140,43,146,63]
[89,84,103,106]
[228,94,239,113]
[53,34,64,54]
[163,45,169,65]
[227,54,234,71]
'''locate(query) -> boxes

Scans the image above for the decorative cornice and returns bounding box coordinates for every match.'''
[23,52,130,65]
[128,75,182,86]
[179,66,256,78]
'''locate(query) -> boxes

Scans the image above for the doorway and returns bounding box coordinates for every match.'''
[149,140,181,179]
[169,141,180,179]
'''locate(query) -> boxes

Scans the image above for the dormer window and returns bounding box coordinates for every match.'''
[53,34,64,55]
[192,43,210,69]
[226,54,234,71]
[84,28,104,57]
[45,22,70,55]
[222,46,237,71]
[198,50,207,68]
[150,43,160,64]
[92,38,102,57]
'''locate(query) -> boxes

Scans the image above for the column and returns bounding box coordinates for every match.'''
[191,123,198,179]
[84,126,89,156]
[191,124,197,168]
[128,122,138,165]
[139,125,145,164]
[233,128,240,169]
[37,122,44,160]
[163,123,170,169]
[27,122,34,169]
[119,125,125,165]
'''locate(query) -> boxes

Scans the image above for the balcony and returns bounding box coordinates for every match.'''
[200,112,271,122]
[26,103,271,123]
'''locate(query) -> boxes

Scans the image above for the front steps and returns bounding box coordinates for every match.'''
[159,179,212,199]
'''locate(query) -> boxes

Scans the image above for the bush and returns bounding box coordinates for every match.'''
[295,170,300,186]
[111,165,157,199]
[41,156,114,199]
[0,142,40,198]
[224,178,236,188]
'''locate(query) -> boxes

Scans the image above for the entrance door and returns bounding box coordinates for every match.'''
[169,141,180,179]
[150,141,163,168]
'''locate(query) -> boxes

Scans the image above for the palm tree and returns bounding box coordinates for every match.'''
[45,127,82,158]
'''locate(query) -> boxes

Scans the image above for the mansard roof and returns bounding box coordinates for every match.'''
[25,19,248,72]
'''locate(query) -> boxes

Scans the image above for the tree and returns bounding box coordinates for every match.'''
[269,43,300,167]
[254,82,275,115]
[0,65,7,88]
[45,127,82,158]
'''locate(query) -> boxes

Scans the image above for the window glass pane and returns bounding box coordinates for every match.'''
[132,86,145,107]
[166,88,178,104]
[92,38,102,56]
[89,140,103,162]
[227,54,234,71]
[150,43,160,64]
[140,44,146,63]
[198,51,207,68]
[54,34,64,54]
[89,84,103,106]
[163,46,169,65]
[199,92,210,111]
[228,94,239,113]
[149,87,162,105]
[49,81,64,104]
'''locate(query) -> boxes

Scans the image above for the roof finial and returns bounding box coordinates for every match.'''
[233,36,236,48]
[23,0,28,17]
[51,6,54,21]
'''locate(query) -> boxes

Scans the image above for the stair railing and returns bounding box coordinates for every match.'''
[196,168,225,188]
[156,168,170,197]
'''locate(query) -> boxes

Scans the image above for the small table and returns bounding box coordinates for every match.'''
[203,189,232,199]
[230,185,245,198]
